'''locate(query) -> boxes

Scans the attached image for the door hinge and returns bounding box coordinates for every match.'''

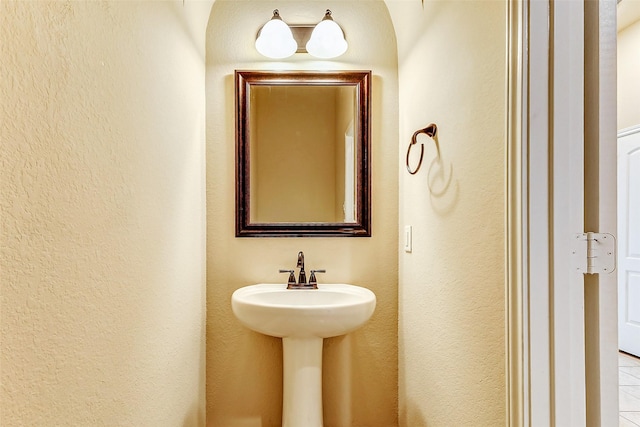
[571,232,616,274]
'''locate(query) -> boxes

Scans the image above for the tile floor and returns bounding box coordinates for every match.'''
[620,351,640,427]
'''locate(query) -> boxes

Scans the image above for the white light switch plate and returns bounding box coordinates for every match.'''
[404,225,412,253]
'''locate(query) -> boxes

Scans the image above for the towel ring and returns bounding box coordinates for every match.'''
[406,123,439,175]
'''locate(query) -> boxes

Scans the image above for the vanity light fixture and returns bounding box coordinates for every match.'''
[255,9,298,59]
[305,10,348,59]
[255,9,348,59]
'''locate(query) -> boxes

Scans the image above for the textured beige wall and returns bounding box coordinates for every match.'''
[386,1,507,425]
[618,19,640,130]
[205,1,398,426]
[1,1,211,425]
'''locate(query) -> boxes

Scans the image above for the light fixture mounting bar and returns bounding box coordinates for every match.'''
[289,25,314,53]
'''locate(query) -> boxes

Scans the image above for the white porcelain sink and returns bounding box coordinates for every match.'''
[231,283,376,427]
[231,283,376,338]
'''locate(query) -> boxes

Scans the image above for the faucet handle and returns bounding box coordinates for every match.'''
[279,269,296,286]
[308,269,326,288]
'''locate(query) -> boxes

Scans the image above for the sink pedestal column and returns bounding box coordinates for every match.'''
[282,337,324,427]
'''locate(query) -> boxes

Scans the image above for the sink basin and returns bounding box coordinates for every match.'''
[231,283,376,338]
[231,282,376,427]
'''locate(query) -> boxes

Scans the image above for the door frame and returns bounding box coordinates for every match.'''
[506,0,618,425]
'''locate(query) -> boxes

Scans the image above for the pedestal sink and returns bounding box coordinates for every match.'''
[231,283,376,427]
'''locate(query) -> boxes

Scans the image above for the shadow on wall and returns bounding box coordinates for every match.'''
[400,399,429,427]
[428,156,458,215]
[182,331,207,427]
[182,404,205,427]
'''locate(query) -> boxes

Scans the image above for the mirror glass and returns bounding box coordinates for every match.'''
[236,70,371,237]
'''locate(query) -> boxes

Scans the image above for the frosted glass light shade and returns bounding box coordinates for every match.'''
[306,11,348,59]
[255,10,297,59]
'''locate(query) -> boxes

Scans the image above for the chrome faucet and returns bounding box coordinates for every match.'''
[279,251,325,289]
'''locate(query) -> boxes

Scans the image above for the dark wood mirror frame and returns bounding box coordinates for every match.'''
[235,70,371,237]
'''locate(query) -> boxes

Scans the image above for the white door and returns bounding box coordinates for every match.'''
[618,125,640,357]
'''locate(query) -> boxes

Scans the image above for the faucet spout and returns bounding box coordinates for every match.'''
[296,251,306,284]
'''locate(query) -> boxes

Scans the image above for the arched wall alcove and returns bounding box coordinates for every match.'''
[204,1,400,426]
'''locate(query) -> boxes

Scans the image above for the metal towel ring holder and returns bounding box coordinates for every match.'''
[406,123,439,175]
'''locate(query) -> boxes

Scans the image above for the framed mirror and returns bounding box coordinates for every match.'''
[235,70,371,237]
